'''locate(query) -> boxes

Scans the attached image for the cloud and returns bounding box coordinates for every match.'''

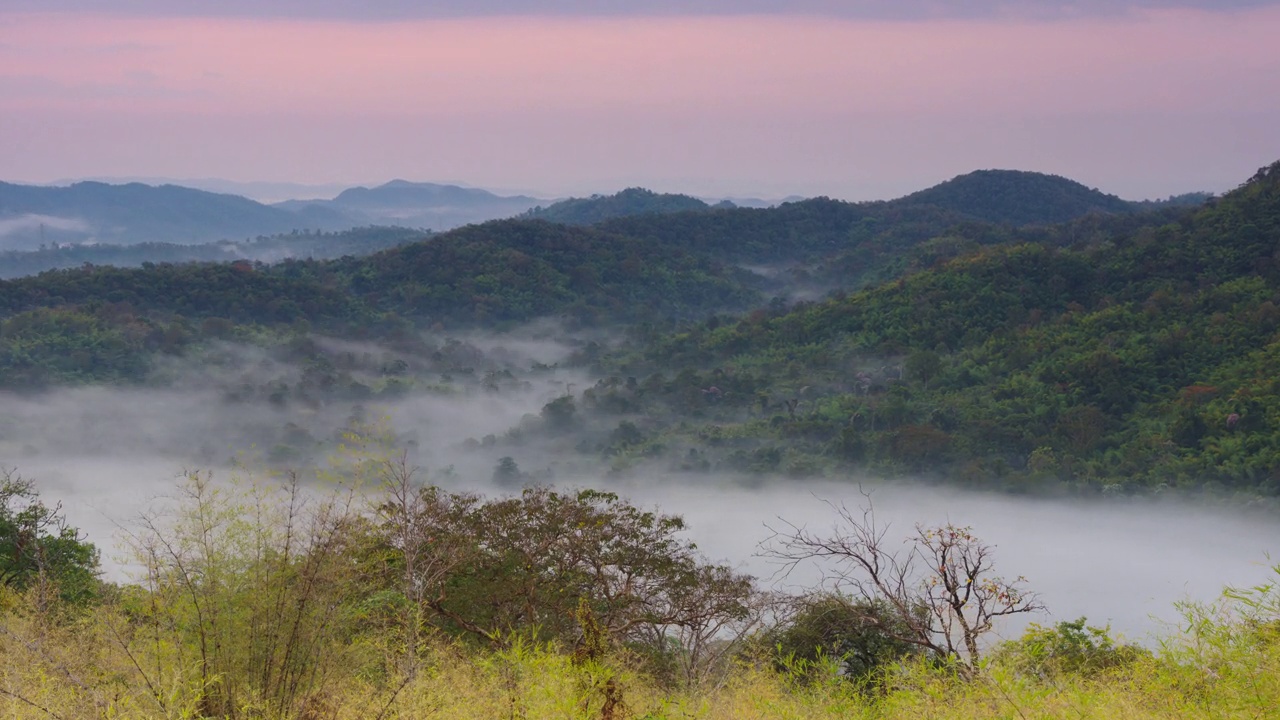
[2,6,1278,198]
[3,323,1278,638]
[3,0,1278,20]
[0,213,90,238]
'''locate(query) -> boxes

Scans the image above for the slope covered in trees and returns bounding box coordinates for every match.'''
[0,218,764,387]
[588,161,1280,495]
[523,187,711,225]
[0,163,1266,495]
[894,169,1138,225]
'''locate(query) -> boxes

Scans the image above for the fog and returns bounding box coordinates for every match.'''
[0,213,93,249]
[24,455,1279,645]
[609,479,1280,643]
[6,328,1280,646]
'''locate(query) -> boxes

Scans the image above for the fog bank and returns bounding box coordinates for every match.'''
[20,454,1279,644]
[5,330,1279,645]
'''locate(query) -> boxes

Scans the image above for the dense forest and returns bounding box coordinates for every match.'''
[0,164,1250,498]
[2,162,1278,719]
[894,169,1136,225]
[583,163,1278,496]
[522,188,712,225]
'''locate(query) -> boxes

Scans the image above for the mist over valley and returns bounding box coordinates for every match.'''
[5,155,1280,719]
[9,2,1280,714]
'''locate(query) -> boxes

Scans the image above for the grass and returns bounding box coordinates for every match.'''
[4,590,1280,720]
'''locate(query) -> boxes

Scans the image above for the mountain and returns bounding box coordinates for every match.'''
[2,159,1273,496]
[1131,191,1216,210]
[0,226,428,279]
[52,177,359,204]
[277,180,544,231]
[613,160,1280,493]
[712,195,807,209]
[0,181,356,250]
[0,216,761,355]
[894,169,1137,225]
[522,188,710,225]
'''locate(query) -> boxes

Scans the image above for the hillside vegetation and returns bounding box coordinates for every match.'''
[895,169,1137,225]
[523,188,711,225]
[0,164,1263,495]
[2,460,1279,720]
[593,161,1280,495]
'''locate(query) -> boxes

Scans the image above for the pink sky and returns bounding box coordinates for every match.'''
[2,8,1279,199]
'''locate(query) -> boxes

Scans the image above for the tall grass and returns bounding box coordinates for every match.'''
[5,589,1280,719]
[3,468,1280,719]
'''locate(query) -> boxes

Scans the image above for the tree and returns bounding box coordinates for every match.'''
[492,456,522,486]
[0,469,100,606]
[371,454,480,677]
[368,482,759,687]
[540,395,578,431]
[905,349,943,388]
[994,617,1148,679]
[763,494,1043,671]
[441,488,752,641]
[120,471,366,718]
[761,593,929,682]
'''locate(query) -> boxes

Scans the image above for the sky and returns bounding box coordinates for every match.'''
[2,1,1279,200]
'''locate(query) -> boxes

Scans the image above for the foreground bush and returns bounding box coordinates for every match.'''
[3,466,1280,718]
[4,606,1280,719]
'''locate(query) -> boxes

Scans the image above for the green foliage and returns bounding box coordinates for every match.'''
[525,187,710,225]
[6,465,1280,719]
[541,394,579,431]
[121,470,366,718]
[4,161,1280,499]
[0,307,151,388]
[589,160,1280,495]
[762,595,928,682]
[0,470,100,605]
[897,168,1137,225]
[995,617,1148,677]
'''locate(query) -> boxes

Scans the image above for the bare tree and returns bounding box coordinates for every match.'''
[762,494,1043,671]
[636,564,773,690]
[373,453,480,670]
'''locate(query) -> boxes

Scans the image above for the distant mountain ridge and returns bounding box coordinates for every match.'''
[0,178,549,251]
[0,226,428,280]
[893,169,1138,225]
[0,170,1208,258]
[49,177,357,204]
[0,181,355,250]
[522,188,712,225]
[277,180,544,231]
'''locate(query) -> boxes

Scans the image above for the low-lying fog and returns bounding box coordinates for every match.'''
[6,328,1280,647]
[23,457,1280,645]
[612,479,1280,643]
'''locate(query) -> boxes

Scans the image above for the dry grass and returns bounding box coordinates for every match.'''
[5,597,1280,720]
